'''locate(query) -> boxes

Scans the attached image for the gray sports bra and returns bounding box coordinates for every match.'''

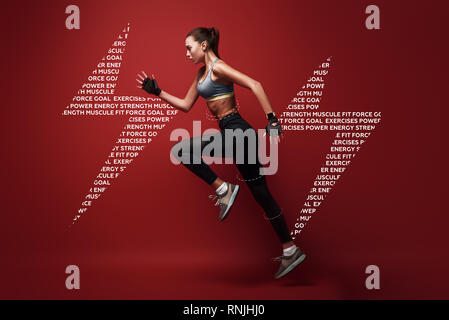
[197,58,235,101]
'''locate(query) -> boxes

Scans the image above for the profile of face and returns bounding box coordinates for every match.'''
[185,35,207,64]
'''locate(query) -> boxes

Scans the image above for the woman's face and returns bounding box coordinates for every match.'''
[185,36,205,64]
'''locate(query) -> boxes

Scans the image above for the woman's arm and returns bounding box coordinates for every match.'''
[158,90,189,112]
[137,69,203,113]
[213,61,282,140]
[212,62,275,116]
[157,74,201,113]
[251,82,275,116]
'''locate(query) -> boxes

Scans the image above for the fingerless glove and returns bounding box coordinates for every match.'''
[142,77,161,96]
[265,112,282,137]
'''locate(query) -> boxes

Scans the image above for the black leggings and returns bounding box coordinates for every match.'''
[170,112,292,244]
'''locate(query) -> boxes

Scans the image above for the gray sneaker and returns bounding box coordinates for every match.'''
[273,247,307,279]
[208,183,240,221]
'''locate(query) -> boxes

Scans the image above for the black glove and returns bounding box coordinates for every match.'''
[142,77,161,96]
[265,112,282,137]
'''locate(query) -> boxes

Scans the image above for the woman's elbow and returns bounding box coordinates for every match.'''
[251,81,263,92]
[181,102,192,113]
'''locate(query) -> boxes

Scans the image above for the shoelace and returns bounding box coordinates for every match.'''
[208,194,224,207]
[272,251,297,262]
[272,255,286,262]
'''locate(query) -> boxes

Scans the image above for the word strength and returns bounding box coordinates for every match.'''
[183,304,264,317]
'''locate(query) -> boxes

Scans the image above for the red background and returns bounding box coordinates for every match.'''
[1,0,447,299]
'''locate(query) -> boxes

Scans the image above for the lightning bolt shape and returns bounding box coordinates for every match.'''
[62,24,382,236]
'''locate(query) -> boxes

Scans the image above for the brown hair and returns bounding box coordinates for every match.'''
[186,27,220,59]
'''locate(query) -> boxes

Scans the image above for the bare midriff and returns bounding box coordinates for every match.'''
[207,94,237,121]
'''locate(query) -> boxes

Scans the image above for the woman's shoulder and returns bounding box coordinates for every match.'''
[214,59,227,68]
[212,59,232,72]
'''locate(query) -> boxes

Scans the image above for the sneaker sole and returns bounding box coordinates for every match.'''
[275,253,307,279]
[219,185,240,221]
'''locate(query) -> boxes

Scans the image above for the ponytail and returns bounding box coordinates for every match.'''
[208,27,220,59]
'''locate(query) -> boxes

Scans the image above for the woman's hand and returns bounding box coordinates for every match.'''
[263,113,284,144]
[136,71,161,96]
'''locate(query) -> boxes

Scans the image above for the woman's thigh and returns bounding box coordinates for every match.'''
[171,123,263,174]
[221,125,264,180]
[171,131,229,163]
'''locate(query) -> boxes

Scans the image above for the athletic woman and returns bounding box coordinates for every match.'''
[136,27,306,279]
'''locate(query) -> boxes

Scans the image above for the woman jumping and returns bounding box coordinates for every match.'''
[136,27,306,279]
